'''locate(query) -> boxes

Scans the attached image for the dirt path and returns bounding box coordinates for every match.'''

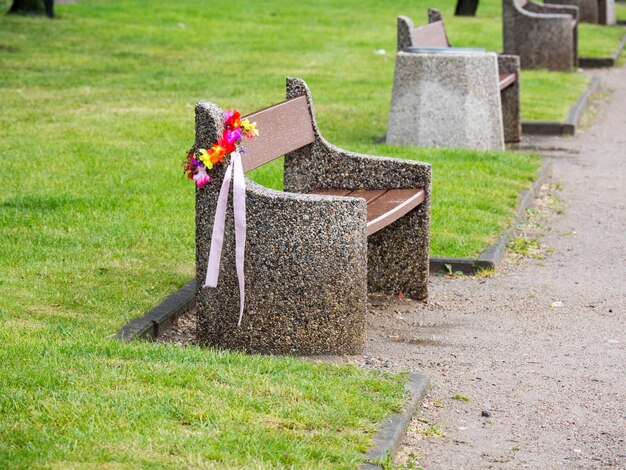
[327,65,626,468]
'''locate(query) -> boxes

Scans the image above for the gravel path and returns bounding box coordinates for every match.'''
[160,66,626,468]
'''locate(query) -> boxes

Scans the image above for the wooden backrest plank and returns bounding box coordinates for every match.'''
[410,21,449,48]
[240,95,315,173]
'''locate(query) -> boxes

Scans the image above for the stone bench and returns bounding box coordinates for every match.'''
[195,77,431,355]
[395,12,521,144]
[504,0,579,71]
[548,0,615,24]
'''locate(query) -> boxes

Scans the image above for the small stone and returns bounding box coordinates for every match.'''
[481,410,492,417]
[550,301,564,308]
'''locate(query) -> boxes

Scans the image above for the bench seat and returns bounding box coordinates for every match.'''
[311,189,426,236]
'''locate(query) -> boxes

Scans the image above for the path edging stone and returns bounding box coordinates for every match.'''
[430,158,553,275]
[115,279,196,341]
[361,373,430,469]
[579,34,626,68]
[522,76,601,136]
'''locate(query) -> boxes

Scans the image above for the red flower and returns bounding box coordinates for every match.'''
[224,109,241,130]
[217,137,236,155]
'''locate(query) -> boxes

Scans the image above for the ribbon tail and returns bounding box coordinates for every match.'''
[204,161,234,288]
[232,150,247,326]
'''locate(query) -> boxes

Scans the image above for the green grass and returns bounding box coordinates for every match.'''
[0,0,607,466]
[617,2,626,22]
[518,70,591,121]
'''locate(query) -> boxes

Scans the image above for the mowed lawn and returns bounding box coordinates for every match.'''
[0,0,619,467]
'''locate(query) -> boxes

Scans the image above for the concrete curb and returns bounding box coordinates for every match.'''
[115,279,195,341]
[361,373,430,469]
[430,158,553,275]
[579,34,626,68]
[522,76,601,136]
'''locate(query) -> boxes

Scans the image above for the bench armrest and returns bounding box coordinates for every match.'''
[524,1,578,20]
[283,77,431,194]
[196,176,367,286]
[285,140,431,194]
[497,54,520,75]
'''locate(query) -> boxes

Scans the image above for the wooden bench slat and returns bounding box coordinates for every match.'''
[410,21,448,48]
[241,96,315,173]
[365,189,425,235]
[347,189,387,203]
[310,188,425,236]
[312,189,387,202]
[312,189,353,197]
[498,73,517,90]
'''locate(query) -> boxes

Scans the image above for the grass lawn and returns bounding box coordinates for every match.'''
[0,0,612,466]
[617,2,626,22]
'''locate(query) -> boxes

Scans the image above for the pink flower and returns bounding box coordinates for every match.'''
[223,128,243,145]
[193,165,211,189]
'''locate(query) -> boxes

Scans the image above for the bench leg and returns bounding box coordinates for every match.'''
[501,82,521,143]
[367,202,430,300]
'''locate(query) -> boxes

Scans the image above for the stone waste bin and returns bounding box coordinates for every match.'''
[387,48,505,151]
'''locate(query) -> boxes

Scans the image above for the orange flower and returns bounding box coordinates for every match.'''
[208,144,226,165]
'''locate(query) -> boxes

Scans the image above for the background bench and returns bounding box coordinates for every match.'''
[548,0,615,24]
[195,77,431,355]
[397,11,521,143]
[503,0,579,72]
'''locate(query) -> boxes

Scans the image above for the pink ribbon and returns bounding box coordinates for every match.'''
[203,150,247,326]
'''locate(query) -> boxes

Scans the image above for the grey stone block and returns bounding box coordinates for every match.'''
[387,51,505,151]
[195,78,431,355]
[503,0,579,71]
[396,14,520,143]
[498,54,521,142]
